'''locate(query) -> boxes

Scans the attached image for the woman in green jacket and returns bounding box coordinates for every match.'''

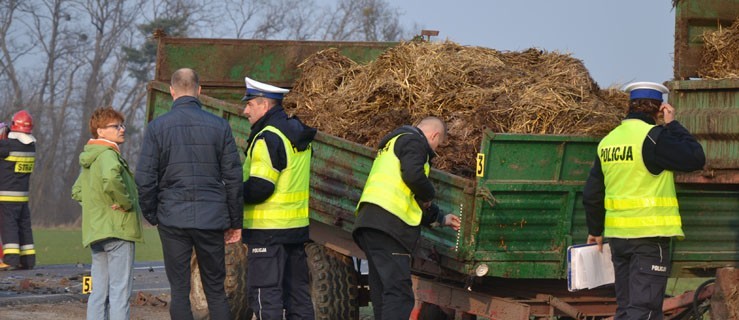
[72,107,143,320]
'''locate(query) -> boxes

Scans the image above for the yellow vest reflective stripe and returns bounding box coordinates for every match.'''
[357,134,430,226]
[605,197,678,210]
[243,126,311,229]
[598,119,683,238]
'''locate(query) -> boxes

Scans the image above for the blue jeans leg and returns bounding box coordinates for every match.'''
[87,239,135,320]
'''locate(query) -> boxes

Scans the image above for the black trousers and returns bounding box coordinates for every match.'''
[246,242,314,320]
[355,228,414,320]
[610,237,672,320]
[158,225,230,320]
[0,203,35,269]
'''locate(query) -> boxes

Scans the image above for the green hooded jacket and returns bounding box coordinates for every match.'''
[72,141,144,247]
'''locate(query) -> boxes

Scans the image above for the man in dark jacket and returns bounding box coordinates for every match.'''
[241,76,317,320]
[353,117,461,320]
[135,68,243,320]
[583,81,705,320]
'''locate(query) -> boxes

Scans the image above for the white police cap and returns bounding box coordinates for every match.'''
[623,81,669,101]
[242,77,290,102]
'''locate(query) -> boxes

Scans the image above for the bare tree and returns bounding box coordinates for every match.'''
[0,0,147,225]
[319,0,407,41]
[0,0,32,110]
[0,0,411,226]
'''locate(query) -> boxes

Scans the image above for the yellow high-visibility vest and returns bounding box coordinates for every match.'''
[357,134,430,226]
[598,119,683,239]
[243,126,311,229]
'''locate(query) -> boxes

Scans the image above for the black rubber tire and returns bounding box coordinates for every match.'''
[305,242,359,320]
[190,242,252,320]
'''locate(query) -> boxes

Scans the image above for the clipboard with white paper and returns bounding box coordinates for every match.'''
[567,242,615,292]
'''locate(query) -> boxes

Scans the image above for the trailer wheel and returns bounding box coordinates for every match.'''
[305,242,359,320]
[190,242,252,320]
[691,279,714,319]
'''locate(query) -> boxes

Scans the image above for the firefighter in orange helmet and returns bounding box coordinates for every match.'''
[0,110,37,270]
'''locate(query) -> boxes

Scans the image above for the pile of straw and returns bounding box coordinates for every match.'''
[284,41,626,176]
[699,17,739,79]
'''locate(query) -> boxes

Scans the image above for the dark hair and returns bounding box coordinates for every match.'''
[628,98,661,117]
[90,107,124,138]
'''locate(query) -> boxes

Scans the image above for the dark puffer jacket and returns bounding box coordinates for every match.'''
[135,96,243,230]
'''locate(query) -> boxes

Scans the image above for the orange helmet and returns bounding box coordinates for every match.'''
[11,110,33,134]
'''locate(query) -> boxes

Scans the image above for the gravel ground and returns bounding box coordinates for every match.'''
[0,262,171,319]
[0,300,171,320]
[0,263,375,320]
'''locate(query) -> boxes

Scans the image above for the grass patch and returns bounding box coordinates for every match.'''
[32,227,163,265]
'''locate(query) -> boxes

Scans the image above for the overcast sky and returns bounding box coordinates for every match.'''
[393,0,675,88]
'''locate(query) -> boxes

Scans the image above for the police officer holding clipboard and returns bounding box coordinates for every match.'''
[583,81,705,319]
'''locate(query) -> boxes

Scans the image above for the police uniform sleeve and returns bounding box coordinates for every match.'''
[395,134,435,203]
[419,203,445,227]
[583,157,606,236]
[650,121,706,172]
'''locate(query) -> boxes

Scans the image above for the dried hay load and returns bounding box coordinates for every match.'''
[284,41,626,176]
[699,17,739,79]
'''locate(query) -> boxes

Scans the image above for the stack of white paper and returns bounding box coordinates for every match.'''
[567,243,615,291]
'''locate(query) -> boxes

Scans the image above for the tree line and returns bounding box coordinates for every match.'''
[0,0,412,225]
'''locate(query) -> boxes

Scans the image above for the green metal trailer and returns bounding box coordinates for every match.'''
[673,0,739,79]
[147,35,739,319]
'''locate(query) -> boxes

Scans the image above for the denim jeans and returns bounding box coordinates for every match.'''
[87,238,135,320]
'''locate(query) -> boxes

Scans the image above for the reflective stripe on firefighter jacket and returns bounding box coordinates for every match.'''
[243,126,311,229]
[0,148,35,203]
[356,133,430,227]
[598,119,683,239]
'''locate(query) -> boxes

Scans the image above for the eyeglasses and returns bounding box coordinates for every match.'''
[105,124,126,130]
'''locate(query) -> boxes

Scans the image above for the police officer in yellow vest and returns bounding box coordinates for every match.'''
[583,82,705,319]
[241,76,317,320]
[0,110,37,271]
[353,117,461,320]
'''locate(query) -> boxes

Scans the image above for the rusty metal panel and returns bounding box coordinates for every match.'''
[667,79,739,184]
[155,37,397,88]
[671,185,739,277]
[674,0,739,79]
[308,131,374,235]
[472,134,599,279]
[310,128,471,264]
[412,275,531,319]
